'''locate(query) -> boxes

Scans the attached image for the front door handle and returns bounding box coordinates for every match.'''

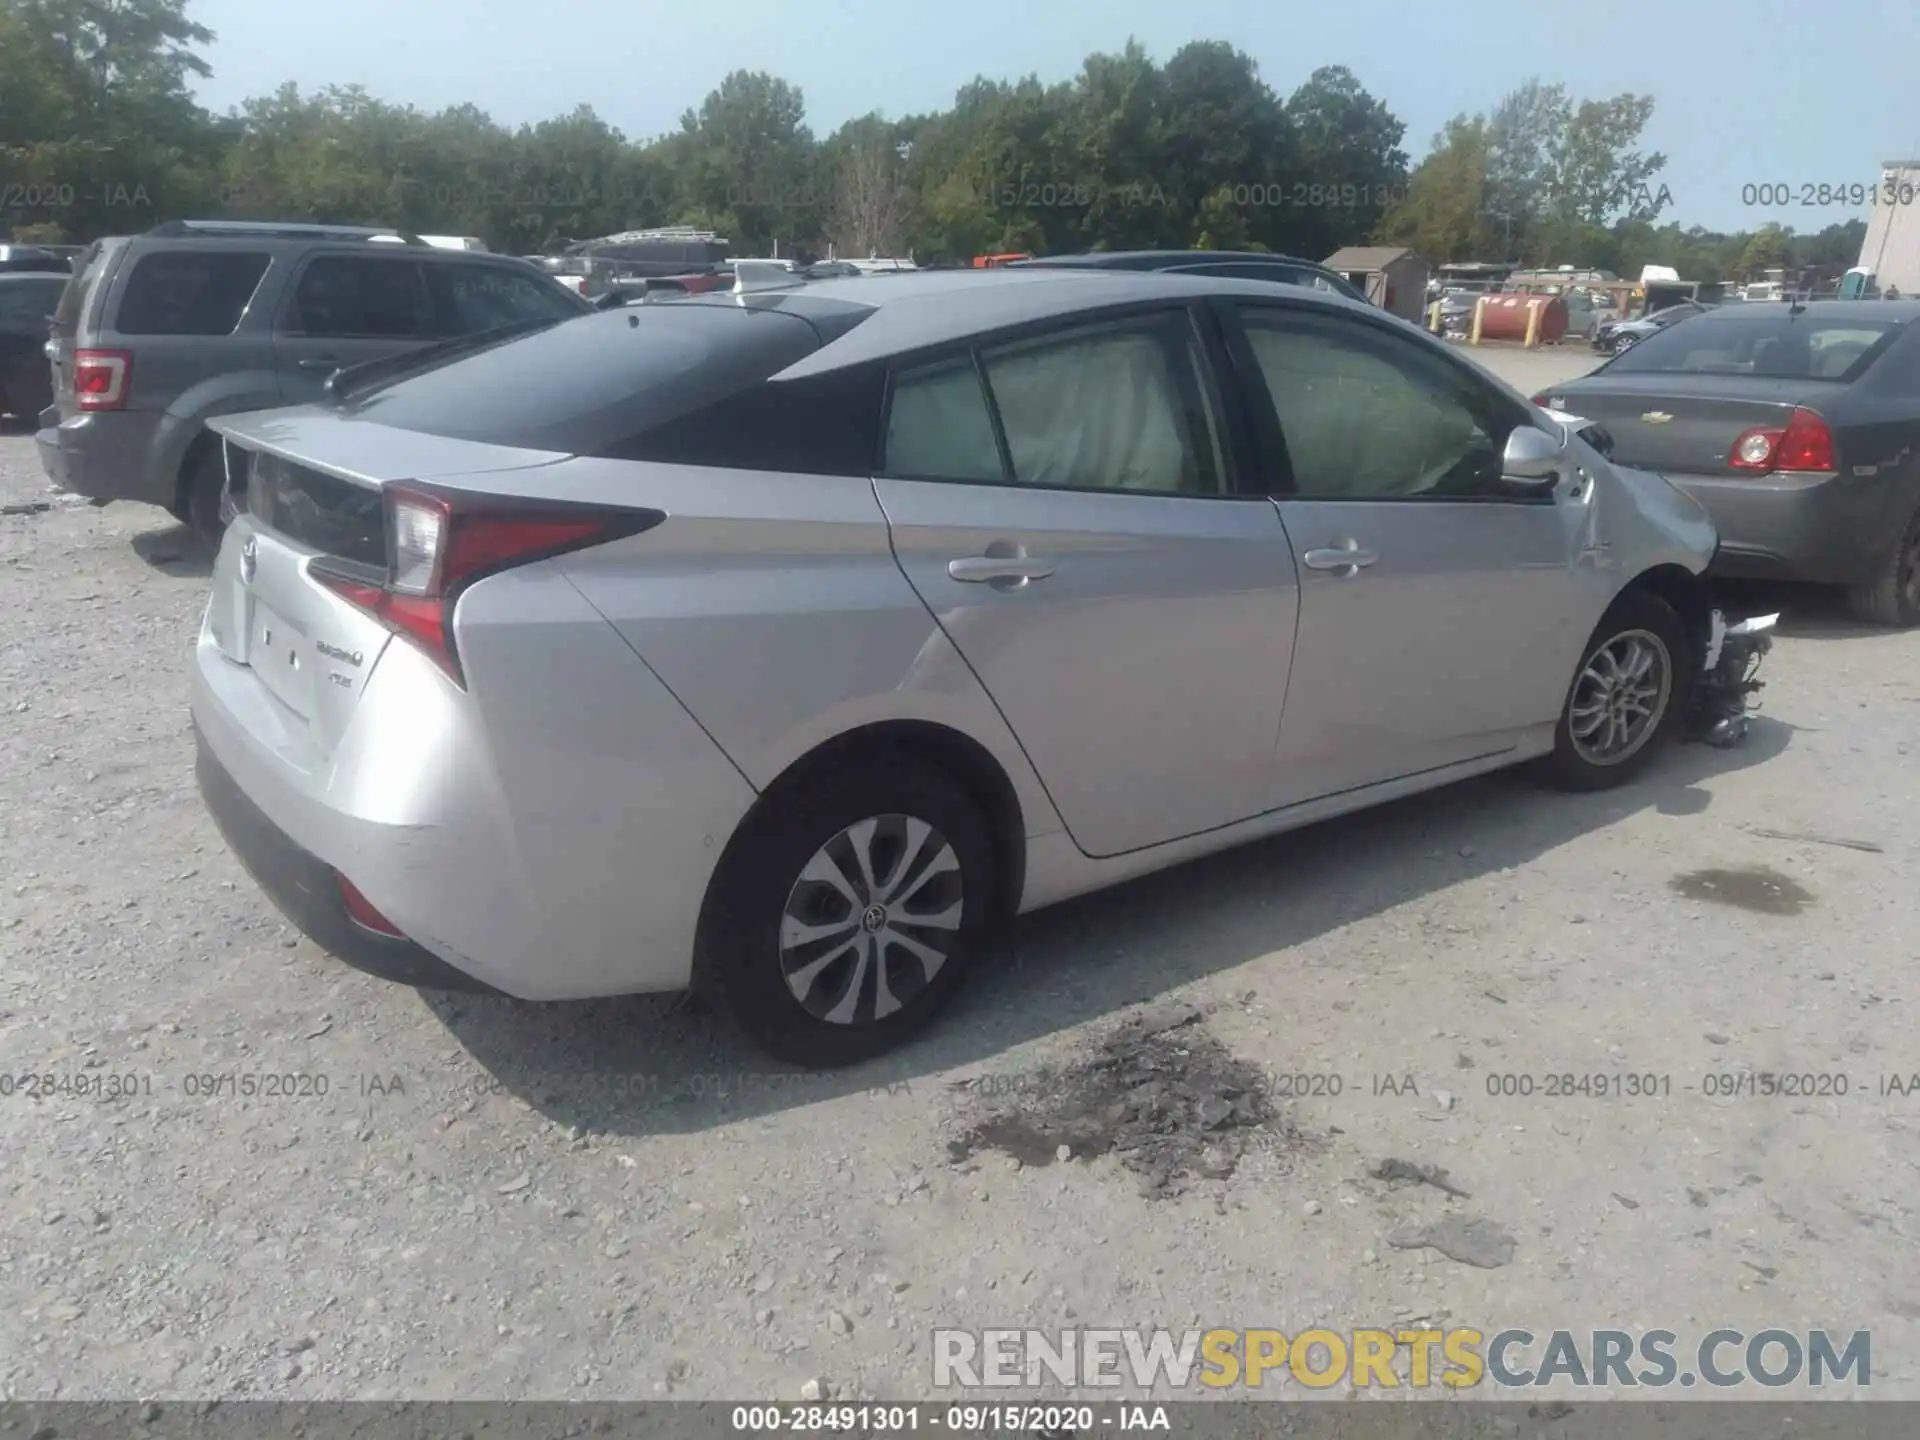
[1302,542,1379,574]
[298,357,340,371]
[947,556,1056,584]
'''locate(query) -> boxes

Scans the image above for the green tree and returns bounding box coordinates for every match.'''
[1481,79,1569,260]
[1378,114,1494,262]
[677,71,816,254]
[1738,223,1790,276]
[1283,65,1408,258]
[1546,94,1668,226]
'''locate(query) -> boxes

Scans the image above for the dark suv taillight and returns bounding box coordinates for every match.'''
[73,348,133,411]
[312,484,663,686]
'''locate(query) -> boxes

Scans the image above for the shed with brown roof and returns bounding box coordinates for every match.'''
[1325,246,1431,323]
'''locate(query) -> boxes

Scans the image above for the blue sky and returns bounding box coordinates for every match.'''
[187,0,1919,235]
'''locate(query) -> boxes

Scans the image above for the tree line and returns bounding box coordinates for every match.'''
[0,0,1866,281]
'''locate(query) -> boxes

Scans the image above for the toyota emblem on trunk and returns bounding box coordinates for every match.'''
[240,535,257,583]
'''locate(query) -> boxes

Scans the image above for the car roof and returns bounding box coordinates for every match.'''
[1013,250,1333,271]
[700,267,1375,379]
[1683,299,1920,321]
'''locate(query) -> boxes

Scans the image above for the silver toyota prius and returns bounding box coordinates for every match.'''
[192,266,1738,1067]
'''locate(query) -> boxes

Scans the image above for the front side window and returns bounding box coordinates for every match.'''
[1239,308,1527,499]
[441,264,583,332]
[114,250,271,336]
[980,314,1227,494]
[286,257,437,339]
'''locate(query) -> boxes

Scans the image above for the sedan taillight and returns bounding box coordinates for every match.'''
[1728,408,1835,475]
[73,348,133,411]
[311,484,663,686]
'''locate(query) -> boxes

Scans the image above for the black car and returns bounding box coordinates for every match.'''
[0,271,67,424]
[0,244,73,275]
[1592,299,1706,355]
[1009,250,1371,304]
[1537,299,1920,625]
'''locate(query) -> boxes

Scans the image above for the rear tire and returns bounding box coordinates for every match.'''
[697,753,997,1068]
[178,442,226,549]
[1536,590,1688,792]
[1844,505,1920,627]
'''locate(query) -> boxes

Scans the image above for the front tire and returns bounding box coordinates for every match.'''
[697,753,997,1068]
[1536,591,1688,792]
[1845,503,1920,627]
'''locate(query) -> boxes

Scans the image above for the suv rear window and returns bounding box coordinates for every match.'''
[347,302,838,456]
[115,251,271,336]
[1606,314,1899,380]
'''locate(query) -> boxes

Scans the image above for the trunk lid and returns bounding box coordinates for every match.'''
[203,408,567,758]
[1537,374,1841,474]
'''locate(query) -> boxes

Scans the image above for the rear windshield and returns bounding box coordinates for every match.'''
[344,302,829,453]
[51,241,109,334]
[114,250,271,336]
[0,276,66,321]
[1606,314,1899,380]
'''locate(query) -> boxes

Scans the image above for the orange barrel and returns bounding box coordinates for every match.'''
[1475,293,1567,343]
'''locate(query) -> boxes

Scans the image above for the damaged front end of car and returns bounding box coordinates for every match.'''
[1685,610,1776,747]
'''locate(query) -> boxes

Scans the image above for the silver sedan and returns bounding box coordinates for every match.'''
[192,267,1738,1066]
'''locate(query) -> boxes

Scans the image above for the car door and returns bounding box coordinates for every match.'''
[1219,300,1594,808]
[273,253,440,400]
[875,304,1300,859]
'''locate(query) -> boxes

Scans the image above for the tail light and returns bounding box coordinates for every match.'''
[312,483,662,686]
[1728,408,1835,474]
[73,348,132,411]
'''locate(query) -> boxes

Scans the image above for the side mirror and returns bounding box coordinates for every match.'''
[1502,425,1565,484]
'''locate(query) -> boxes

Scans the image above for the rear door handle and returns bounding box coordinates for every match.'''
[298,357,340,371]
[947,556,1056,584]
[1303,544,1379,572]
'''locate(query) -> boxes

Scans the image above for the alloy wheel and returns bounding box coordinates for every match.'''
[778,813,964,1025]
[1568,628,1672,766]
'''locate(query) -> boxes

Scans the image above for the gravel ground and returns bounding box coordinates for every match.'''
[3,360,1918,1404]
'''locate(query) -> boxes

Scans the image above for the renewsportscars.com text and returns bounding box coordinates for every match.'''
[932,1327,1872,1390]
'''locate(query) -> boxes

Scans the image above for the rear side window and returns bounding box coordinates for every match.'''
[979,314,1227,495]
[51,242,107,334]
[884,358,1004,481]
[347,302,837,456]
[286,258,437,339]
[438,264,583,333]
[114,250,270,336]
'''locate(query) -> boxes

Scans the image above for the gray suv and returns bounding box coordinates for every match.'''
[36,220,590,541]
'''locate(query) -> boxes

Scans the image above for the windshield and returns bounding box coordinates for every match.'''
[1604,314,1899,378]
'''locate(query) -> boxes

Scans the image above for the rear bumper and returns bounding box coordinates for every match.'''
[189,562,757,1001]
[1666,468,1915,586]
[35,409,172,505]
[195,728,501,993]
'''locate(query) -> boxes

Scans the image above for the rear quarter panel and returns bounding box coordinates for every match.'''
[534,457,1066,843]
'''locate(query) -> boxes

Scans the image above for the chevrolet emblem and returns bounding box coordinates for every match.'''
[1641,411,1674,424]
